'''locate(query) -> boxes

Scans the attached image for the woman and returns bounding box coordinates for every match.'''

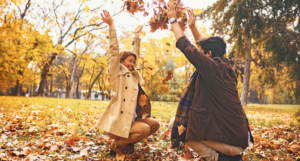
[95,10,160,155]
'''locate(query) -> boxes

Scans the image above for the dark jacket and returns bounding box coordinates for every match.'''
[176,36,253,148]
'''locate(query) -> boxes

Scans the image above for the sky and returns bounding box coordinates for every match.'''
[110,0,218,39]
[32,0,218,53]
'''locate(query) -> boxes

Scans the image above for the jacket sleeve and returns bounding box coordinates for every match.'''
[176,36,218,77]
[132,37,141,69]
[108,28,120,76]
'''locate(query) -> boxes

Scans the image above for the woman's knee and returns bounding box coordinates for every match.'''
[104,131,121,140]
[151,119,160,133]
[139,124,151,137]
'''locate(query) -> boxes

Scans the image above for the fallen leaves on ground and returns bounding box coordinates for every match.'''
[0,97,299,160]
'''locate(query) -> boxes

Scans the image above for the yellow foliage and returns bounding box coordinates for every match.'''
[84,5,90,12]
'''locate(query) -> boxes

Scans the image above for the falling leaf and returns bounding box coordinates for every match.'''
[123,0,146,15]
[162,70,174,84]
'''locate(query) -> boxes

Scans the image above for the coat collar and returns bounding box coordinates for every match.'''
[120,64,144,85]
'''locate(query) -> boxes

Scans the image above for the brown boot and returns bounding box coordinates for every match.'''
[110,141,126,155]
[124,143,135,154]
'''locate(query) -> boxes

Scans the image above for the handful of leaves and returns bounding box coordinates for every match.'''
[149,0,189,32]
[122,0,148,15]
[122,0,190,33]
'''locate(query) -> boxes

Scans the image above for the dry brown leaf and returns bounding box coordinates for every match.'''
[162,70,174,84]
[141,146,150,153]
[290,144,299,153]
[116,154,125,161]
[138,94,149,107]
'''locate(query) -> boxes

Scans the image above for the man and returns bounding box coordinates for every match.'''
[166,4,253,161]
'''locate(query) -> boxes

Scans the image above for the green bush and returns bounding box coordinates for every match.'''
[294,108,300,123]
[160,94,180,102]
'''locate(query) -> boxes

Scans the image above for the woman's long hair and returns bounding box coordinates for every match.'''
[104,50,137,87]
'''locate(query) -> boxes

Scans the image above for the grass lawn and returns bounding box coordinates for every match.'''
[0,96,299,160]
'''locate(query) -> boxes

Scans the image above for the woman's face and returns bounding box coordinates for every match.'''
[121,55,136,71]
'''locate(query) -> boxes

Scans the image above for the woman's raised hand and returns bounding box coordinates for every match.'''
[101,10,114,28]
[133,25,143,37]
[188,9,196,28]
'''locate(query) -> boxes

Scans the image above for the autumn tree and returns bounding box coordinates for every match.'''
[208,0,300,105]
[0,0,55,95]
[80,52,107,100]
[34,0,122,97]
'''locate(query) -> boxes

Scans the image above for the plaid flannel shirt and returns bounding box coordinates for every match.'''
[171,70,198,148]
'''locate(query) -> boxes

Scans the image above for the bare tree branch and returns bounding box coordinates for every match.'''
[20,0,31,20]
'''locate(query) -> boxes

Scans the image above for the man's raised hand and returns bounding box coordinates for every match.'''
[166,2,177,20]
[187,9,201,42]
[188,9,196,28]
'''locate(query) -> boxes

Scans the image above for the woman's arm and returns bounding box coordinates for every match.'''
[132,26,143,69]
[101,10,120,76]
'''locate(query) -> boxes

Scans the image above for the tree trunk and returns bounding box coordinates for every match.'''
[258,96,262,104]
[50,75,53,97]
[240,37,251,107]
[97,77,103,100]
[87,87,92,100]
[13,80,22,96]
[68,56,77,99]
[272,87,275,104]
[33,83,36,96]
[66,81,71,98]
[297,81,300,105]
[28,84,31,97]
[76,80,80,99]
[285,86,289,104]
[86,67,104,100]
[102,76,105,100]
[37,53,57,96]
[45,80,49,97]
[232,55,238,72]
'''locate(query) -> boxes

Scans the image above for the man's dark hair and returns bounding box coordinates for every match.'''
[196,36,227,58]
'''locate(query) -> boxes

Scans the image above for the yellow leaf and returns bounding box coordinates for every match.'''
[116,154,125,161]
[84,5,89,12]
[178,125,186,136]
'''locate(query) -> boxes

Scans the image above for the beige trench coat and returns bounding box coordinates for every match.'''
[95,28,151,138]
